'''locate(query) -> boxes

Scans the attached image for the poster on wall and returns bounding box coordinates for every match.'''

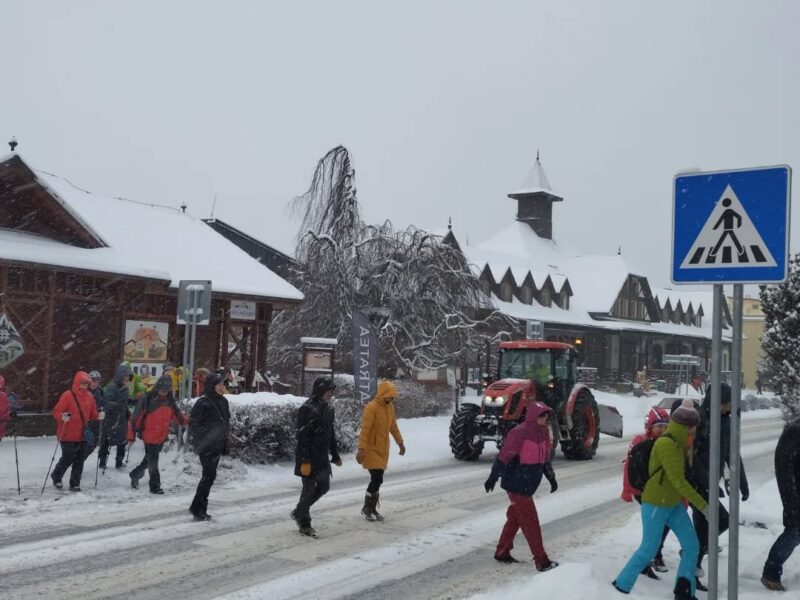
[128,362,167,389]
[123,321,169,364]
[0,313,24,368]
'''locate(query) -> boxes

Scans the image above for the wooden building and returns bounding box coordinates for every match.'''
[0,153,302,414]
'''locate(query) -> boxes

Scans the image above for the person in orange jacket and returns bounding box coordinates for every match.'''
[356,380,405,521]
[51,371,102,491]
[129,375,187,494]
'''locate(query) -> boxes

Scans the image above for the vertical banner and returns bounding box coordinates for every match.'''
[351,309,378,403]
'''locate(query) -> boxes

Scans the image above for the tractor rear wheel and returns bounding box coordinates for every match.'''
[561,391,600,460]
[449,404,484,461]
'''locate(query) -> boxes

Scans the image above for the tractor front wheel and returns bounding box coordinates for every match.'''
[449,404,484,461]
[561,392,600,460]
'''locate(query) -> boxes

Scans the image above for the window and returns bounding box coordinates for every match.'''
[560,290,569,310]
[540,289,551,307]
[500,281,513,302]
[520,285,533,304]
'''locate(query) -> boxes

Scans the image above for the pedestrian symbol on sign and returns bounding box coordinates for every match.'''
[679,185,776,269]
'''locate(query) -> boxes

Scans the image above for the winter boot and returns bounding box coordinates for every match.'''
[190,509,212,521]
[641,564,660,580]
[372,492,384,521]
[361,493,376,521]
[115,460,125,470]
[653,554,668,572]
[150,488,165,495]
[494,554,519,563]
[674,576,697,600]
[537,560,559,572]
[69,486,81,492]
[130,473,139,490]
[695,578,708,592]
[761,576,786,591]
[51,475,63,490]
[299,524,318,538]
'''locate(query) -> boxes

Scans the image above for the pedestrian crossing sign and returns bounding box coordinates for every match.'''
[672,165,791,284]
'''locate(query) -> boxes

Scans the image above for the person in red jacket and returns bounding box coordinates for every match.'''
[129,375,186,494]
[51,371,101,491]
[621,406,671,578]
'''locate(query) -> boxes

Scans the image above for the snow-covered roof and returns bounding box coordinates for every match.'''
[652,287,713,315]
[508,154,562,198]
[564,254,632,314]
[0,154,303,302]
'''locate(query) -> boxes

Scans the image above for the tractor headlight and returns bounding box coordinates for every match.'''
[484,395,507,407]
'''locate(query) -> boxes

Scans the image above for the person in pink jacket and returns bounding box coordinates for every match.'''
[621,406,671,577]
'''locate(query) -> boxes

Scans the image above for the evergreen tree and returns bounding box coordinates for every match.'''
[760,253,800,419]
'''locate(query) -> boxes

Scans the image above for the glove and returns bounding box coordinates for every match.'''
[741,488,750,502]
[333,457,342,467]
[61,413,71,423]
[399,443,406,456]
[484,476,496,493]
[300,463,311,476]
[550,479,558,494]
[356,449,364,464]
[98,411,106,421]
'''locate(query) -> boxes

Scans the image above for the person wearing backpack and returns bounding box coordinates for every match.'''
[484,401,559,571]
[129,375,187,494]
[51,371,102,492]
[613,399,708,600]
[622,406,672,578]
[100,364,132,470]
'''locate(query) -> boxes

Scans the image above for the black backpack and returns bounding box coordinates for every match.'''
[626,433,677,493]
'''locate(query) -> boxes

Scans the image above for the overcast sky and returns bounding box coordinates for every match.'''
[2,0,797,289]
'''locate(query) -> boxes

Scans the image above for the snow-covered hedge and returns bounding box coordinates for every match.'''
[332,375,453,418]
[195,392,360,465]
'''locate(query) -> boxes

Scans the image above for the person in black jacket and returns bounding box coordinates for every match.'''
[189,373,231,521]
[99,364,132,470]
[762,417,800,591]
[690,383,750,590]
[292,377,342,538]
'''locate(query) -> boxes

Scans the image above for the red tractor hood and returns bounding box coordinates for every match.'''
[484,378,532,397]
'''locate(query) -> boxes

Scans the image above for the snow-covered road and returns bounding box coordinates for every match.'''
[0,414,784,600]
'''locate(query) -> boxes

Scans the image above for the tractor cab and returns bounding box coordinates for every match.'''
[496,341,576,411]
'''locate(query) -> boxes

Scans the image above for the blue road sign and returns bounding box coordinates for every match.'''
[672,165,791,284]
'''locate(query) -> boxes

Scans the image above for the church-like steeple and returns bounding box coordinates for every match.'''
[507,152,563,240]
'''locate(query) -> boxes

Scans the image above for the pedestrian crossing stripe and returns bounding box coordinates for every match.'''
[679,184,777,269]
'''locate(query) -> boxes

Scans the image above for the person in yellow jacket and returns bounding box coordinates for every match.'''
[356,380,406,521]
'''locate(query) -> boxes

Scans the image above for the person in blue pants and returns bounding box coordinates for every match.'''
[613,399,709,600]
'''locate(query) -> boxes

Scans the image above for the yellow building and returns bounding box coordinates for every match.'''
[728,295,765,390]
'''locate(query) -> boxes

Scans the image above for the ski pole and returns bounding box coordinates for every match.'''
[94,418,105,488]
[40,436,61,495]
[125,439,133,465]
[13,423,21,495]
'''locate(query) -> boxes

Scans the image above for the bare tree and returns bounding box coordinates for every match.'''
[269,146,511,379]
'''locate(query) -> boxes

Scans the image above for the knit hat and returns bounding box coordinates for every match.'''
[89,370,102,381]
[671,398,700,427]
[155,375,172,393]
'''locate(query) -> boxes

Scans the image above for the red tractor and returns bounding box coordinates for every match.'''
[449,341,623,461]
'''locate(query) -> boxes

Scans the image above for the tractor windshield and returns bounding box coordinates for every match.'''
[498,348,552,384]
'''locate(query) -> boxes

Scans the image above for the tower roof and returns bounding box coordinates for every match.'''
[508,151,562,200]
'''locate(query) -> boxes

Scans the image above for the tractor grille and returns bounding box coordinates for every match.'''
[482,405,504,418]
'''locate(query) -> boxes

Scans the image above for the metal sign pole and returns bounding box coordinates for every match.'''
[187,288,200,394]
[708,284,723,599]
[728,285,743,599]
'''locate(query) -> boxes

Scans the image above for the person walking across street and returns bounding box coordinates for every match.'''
[356,380,405,521]
[100,364,132,470]
[130,375,187,494]
[51,371,102,491]
[189,373,230,521]
[621,406,673,579]
[761,416,800,591]
[691,382,750,590]
[613,399,708,600]
[484,401,559,571]
[292,377,342,538]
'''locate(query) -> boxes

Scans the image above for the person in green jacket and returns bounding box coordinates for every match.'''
[613,399,709,600]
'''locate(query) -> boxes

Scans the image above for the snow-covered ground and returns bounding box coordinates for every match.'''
[0,388,788,599]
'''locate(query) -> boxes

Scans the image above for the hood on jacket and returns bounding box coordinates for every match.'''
[665,418,693,449]
[155,375,172,393]
[71,371,92,396]
[702,382,732,419]
[204,373,225,397]
[374,381,398,403]
[645,407,670,436]
[525,401,552,423]
[114,364,132,385]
